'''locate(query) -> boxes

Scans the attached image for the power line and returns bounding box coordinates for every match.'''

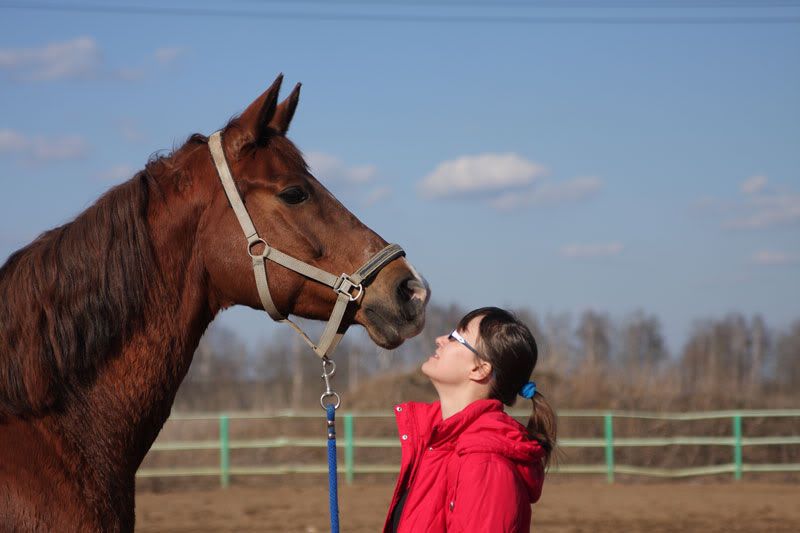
[239,0,800,7]
[2,2,799,24]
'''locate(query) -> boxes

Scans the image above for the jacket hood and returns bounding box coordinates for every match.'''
[407,398,545,503]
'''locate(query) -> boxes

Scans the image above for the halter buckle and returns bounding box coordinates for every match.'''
[333,273,363,302]
[247,237,270,259]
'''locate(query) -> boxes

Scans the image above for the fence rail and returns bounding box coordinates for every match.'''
[137,409,800,486]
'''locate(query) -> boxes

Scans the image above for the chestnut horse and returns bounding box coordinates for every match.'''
[0,75,428,532]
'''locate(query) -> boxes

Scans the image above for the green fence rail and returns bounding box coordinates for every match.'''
[136,409,800,486]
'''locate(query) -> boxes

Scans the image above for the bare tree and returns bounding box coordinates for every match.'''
[512,307,544,349]
[544,312,574,366]
[679,313,772,403]
[289,335,305,409]
[749,315,769,393]
[775,320,800,392]
[346,341,365,392]
[619,310,668,371]
[185,322,249,383]
[576,310,612,368]
[681,319,714,396]
[174,302,793,412]
[727,313,751,388]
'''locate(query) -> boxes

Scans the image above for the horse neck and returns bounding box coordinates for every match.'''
[46,174,218,492]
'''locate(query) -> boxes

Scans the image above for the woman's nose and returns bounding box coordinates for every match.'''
[435,335,447,348]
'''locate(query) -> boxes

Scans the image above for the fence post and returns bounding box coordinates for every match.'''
[220,414,230,488]
[733,413,743,481]
[604,412,615,484]
[344,414,354,485]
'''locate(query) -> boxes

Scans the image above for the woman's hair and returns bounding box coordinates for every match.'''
[458,307,557,467]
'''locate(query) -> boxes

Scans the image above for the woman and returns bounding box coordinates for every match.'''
[383,307,556,533]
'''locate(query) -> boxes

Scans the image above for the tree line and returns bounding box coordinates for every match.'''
[174,303,800,411]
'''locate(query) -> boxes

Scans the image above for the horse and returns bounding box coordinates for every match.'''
[0,74,429,532]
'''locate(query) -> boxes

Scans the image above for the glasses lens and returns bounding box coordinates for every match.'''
[449,329,478,355]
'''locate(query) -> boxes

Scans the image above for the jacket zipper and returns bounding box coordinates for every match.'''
[395,435,433,530]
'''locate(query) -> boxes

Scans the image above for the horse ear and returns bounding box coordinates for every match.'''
[269,82,301,135]
[237,73,284,146]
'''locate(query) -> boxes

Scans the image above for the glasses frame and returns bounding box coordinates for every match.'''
[448,329,481,358]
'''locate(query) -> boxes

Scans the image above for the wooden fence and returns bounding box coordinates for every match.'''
[137,409,800,487]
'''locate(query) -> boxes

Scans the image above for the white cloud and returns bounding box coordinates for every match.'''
[362,186,392,207]
[689,196,735,217]
[96,164,135,183]
[0,128,88,162]
[752,250,797,266]
[0,36,101,81]
[347,165,378,184]
[307,152,377,184]
[115,118,146,143]
[154,47,187,67]
[418,153,546,199]
[114,67,145,81]
[305,152,390,207]
[725,191,800,229]
[0,37,147,82]
[31,135,88,160]
[698,174,800,230]
[741,174,767,195]
[490,176,603,211]
[560,242,624,259]
[0,129,28,152]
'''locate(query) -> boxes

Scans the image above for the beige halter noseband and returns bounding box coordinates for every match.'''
[208,131,405,358]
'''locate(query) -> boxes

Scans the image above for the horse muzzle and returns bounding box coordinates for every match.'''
[358,259,430,349]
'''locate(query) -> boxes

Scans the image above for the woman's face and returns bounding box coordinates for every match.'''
[421,316,486,386]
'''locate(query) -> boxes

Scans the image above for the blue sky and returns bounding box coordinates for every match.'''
[1,2,798,355]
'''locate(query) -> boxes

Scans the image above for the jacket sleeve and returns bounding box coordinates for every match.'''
[447,453,530,533]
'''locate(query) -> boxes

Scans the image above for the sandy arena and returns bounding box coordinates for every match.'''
[136,481,800,532]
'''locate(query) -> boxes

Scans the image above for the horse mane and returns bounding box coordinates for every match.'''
[0,119,310,418]
[0,156,181,417]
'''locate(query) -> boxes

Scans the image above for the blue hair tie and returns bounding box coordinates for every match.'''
[519,381,537,399]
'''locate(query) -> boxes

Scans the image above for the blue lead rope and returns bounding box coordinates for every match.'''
[326,404,340,533]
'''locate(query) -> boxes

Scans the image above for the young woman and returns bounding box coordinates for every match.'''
[383,307,556,533]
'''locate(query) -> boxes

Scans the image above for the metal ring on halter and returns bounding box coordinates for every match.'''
[322,358,336,378]
[247,237,270,258]
[333,274,364,303]
[346,283,363,302]
[320,391,341,410]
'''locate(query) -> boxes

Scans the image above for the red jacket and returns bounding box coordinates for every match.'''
[383,399,545,533]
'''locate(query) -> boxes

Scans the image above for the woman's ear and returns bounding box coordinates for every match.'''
[469,360,493,383]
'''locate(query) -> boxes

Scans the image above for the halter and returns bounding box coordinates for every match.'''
[208,131,405,359]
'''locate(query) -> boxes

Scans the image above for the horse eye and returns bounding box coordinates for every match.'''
[277,186,309,205]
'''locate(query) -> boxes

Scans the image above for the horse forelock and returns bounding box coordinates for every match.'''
[0,173,159,418]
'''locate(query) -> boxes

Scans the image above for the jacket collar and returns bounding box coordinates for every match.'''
[409,398,505,447]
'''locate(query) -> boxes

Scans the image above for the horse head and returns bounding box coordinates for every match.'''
[197,75,429,349]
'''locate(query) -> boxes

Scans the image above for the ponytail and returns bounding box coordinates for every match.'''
[526,391,557,468]
[457,306,558,468]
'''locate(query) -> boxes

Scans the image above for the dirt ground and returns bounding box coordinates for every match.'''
[136,481,800,532]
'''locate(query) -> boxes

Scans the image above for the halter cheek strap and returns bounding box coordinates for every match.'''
[208,131,405,358]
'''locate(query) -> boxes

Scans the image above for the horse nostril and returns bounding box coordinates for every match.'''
[397,276,428,304]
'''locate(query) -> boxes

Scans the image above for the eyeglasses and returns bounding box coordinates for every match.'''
[448,329,481,357]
